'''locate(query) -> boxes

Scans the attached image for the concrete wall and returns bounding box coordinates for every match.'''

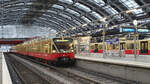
[76,59,150,84]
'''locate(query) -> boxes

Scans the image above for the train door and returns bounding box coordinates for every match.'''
[120,42,125,50]
[140,41,148,54]
[94,44,99,53]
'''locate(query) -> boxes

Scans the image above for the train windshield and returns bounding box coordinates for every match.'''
[53,38,74,53]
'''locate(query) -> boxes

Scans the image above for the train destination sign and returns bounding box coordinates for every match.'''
[56,40,69,42]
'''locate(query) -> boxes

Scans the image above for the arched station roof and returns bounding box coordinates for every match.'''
[0,0,150,36]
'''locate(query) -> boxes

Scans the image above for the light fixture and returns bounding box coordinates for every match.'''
[126,9,137,14]
[126,10,132,14]
[87,31,91,33]
[100,17,106,22]
[133,20,138,26]
[72,27,76,30]
[82,24,88,27]
[63,30,66,32]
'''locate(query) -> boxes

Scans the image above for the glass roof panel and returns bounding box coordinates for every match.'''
[65,8,80,17]
[39,17,47,21]
[43,14,63,22]
[73,20,81,25]
[53,17,64,22]
[39,17,58,24]
[52,4,64,10]
[92,0,105,4]
[74,3,92,12]
[48,19,59,25]
[81,16,91,23]
[103,5,119,15]
[119,0,146,16]
[88,0,121,19]
[59,0,73,4]
[90,11,102,19]
[66,23,73,27]
[10,8,28,12]
[47,10,57,14]
[15,3,24,6]
[26,2,32,5]
[88,0,105,6]
[59,13,72,20]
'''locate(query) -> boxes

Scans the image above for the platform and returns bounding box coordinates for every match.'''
[75,53,150,69]
[1,52,12,84]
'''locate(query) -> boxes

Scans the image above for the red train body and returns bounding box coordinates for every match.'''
[90,39,150,55]
[12,38,76,66]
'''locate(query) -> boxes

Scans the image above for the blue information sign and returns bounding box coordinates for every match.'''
[122,28,135,32]
[106,38,119,44]
[138,29,149,33]
[121,28,149,33]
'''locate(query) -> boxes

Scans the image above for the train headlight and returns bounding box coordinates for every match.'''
[69,44,72,46]
[52,50,56,53]
[71,50,74,52]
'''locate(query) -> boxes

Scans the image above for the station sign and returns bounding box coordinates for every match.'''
[120,28,135,32]
[106,38,119,44]
[120,28,149,33]
[137,29,149,33]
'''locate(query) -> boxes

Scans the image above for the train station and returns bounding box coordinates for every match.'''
[0,0,150,84]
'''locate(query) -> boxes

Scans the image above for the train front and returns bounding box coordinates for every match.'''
[52,38,76,66]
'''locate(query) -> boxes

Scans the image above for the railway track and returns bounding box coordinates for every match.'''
[62,67,138,84]
[4,53,56,84]
[6,53,83,84]
[7,53,138,84]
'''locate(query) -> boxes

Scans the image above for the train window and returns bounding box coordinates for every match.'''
[131,44,134,49]
[113,44,116,49]
[141,43,144,49]
[95,44,98,48]
[149,43,150,49]
[127,43,134,49]
[110,45,112,50]
[45,49,48,53]
[145,43,148,49]
[52,45,57,52]
[90,45,95,49]
[98,44,102,49]
[49,43,51,53]
[107,44,110,50]
[120,43,125,50]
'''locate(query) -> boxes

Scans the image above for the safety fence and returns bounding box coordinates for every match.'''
[105,50,125,57]
[76,50,126,57]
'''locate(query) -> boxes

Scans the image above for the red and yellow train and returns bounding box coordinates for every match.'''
[12,37,76,66]
[90,39,150,55]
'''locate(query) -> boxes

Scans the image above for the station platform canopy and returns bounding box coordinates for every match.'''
[0,0,150,37]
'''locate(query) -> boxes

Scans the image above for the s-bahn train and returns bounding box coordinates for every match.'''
[12,37,76,66]
[90,39,150,55]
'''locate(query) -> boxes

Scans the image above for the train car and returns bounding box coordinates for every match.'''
[13,37,76,66]
[90,42,119,53]
[106,43,119,50]
[125,39,150,55]
[90,39,150,55]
